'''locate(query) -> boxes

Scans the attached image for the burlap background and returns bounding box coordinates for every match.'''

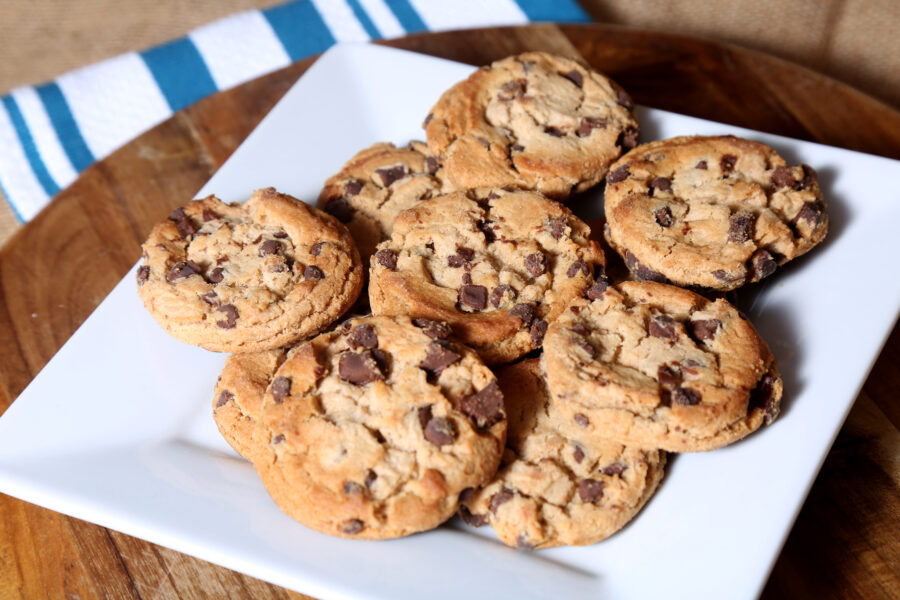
[0,0,897,247]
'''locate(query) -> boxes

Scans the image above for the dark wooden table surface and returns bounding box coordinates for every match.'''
[0,24,897,600]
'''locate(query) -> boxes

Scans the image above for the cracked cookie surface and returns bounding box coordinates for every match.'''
[543,281,782,452]
[460,359,665,549]
[425,51,639,199]
[318,141,447,263]
[368,189,605,364]
[137,188,363,352]
[253,315,506,540]
[604,135,828,290]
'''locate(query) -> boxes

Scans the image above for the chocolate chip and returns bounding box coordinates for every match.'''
[616,88,634,109]
[216,390,233,408]
[800,164,818,189]
[567,260,590,278]
[324,198,354,223]
[490,284,515,308]
[770,166,795,189]
[672,387,701,406]
[510,143,525,152]
[344,179,363,196]
[375,165,407,187]
[419,341,460,377]
[603,462,627,476]
[489,489,513,513]
[498,79,526,101]
[507,303,533,326]
[585,276,609,300]
[423,113,433,128]
[375,248,397,270]
[201,291,217,304]
[575,337,596,358]
[695,160,708,170]
[477,220,496,243]
[459,505,486,527]
[448,247,475,267]
[424,416,457,446]
[459,380,504,429]
[624,250,668,283]
[425,156,441,175]
[562,69,583,88]
[578,479,605,503]
[648,315,677,341]
[458,285,488,311]
[649,177,672,194]
[201,209,218,222]
[525,253,546,278]
[271,434,285,445]
[174,217,196,239]
[750,249,778,280]
[616,127,639,150]
[137,265,150,285]
[216,304,238,329]
[208,267,224,283]
[530,319,548,346]
[339,350,385,385]
[728,212,755,243]
[657,364,680,387]
[310,241,324,256]
[690,319,722,342]
[792,201,824,228]
[412,318,452,340]
[545,126,566,137]
[548,217,567,239]
[348,324,378,350]
[417,405,433,430]
[304,265,324,280]
[748,373,780,424]
[216,256,229,264]
[365,469,378,487]
[655,206,673,227]
[574,413,589,427]
[168,207,188,222]
[720,154,737,174]
[576,117,607,137]
[270,376,291,403]
[340,519,364,535]
[343,481,365,496]
[259,240,282,256]
[166,261,200,282]
[607,165,630,184]
[461,273,472,285]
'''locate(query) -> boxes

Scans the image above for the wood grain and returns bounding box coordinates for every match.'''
[0,24,897,600]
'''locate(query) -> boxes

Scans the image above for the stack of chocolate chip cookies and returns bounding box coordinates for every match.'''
[135,51,828,548]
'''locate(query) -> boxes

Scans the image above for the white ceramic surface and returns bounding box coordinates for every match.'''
[1,44,899,600]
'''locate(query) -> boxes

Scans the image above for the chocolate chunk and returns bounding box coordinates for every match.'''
[270,376,291,403]
[607,165,630,184]
[576,117,607,137]
[271,434,285,445]
[173,217,197,238]
[695,160,708,170]
[516,534,535,550]
[348,324,378,350]
[648,315,677,341]
[168,207,188,222]
[489,489,514,513]
[461,273,472,285]
[712,269,733,282]
[603,462,627,476]
[690,319,722,342]
[720,154,737,174]
[477,220,496,243]
[625,250,668,283]
[728,212,755,243]
[649,177,672,194]
[412,318,451,340]
[324,197,354,223]
[571,323,588,335]
[525,253,546,277]
[567,260,590,278]
[578,478,605,503]
[216,390,233,408]
[800,164,818,189]
[417,405,433,430]
[585,276,609,300]
[425,156,441,175]
[259,240,282,256]
[344,179,363,196]
[459,505,486,527]
[310,241,324,256]
[616,127,639,150]
[575,337,596,358]
[374,248,398,270]
[273,230,289,240]
[339,350,385,385]
[343,481,365,497]
[166,261,200,282]
[562,69,583,88]
[201,291,217,304]
[216,304,238,329]
[792,201,824,228]
[201,209,218,222]
[136,265,150,285]
[545,126,566,138]
[304,265,324,280]
[616,88,634,109]
[657,364,680,387]
[419,341,460,376]
[498,79,526,101]
[530,319,548,346]
[340,519,364,535]
[458,285,488,311]
[655,206,673,227]
[750,249,778,280]
[365,469,378,487]
[208,267,224,283]
[424,416,457,446]
[375,165,407,187]
[548,217,567,239]
[574,413,590,427]
[748,373,780,424]
[510,303,535,326]
[573,445,585,463]
[459,380,504,429]
[510,143,525,152]
[423,113,433,128]
[672,387,701,406]
[770,166,795,189]
[490,284,516,308]
[448,247,475,267]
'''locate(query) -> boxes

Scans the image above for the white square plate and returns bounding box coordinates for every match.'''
[1,44,899,600]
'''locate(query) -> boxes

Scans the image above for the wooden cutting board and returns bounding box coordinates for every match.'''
[0,24,898,600]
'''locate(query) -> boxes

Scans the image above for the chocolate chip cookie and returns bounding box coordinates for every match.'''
[460,359,665,549]
[137,188,363,352]
[604,135,828,290]
[543,281,782,452]
[253,315,507,540]
[425,51,639,199]
[368,189,606,364]
[318,141,447,263]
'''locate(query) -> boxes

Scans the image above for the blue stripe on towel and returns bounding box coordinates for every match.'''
[383,0,428,33]
[35,82,96,172]
[347,0,382,39]
[141,38,219,111]
[1,96,60,198]
[513,0,591,22]
[263,1,337,61]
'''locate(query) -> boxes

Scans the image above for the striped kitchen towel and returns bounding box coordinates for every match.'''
[0,0,590,224]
